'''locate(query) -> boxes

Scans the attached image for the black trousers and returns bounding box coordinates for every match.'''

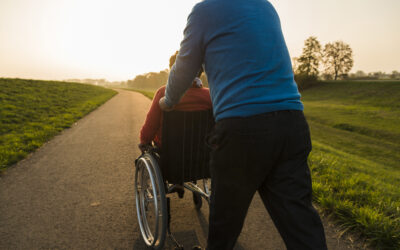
[206,110,327,250]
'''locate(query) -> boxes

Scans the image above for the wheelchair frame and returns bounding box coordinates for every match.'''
[135,148,211,250]
[135,110,214,249]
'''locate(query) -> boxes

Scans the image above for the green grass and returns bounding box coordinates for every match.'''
[0,78,117,171]
[122,81,400,248]
[302,80,400,249]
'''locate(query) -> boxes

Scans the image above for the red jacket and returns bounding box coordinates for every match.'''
[140,85,212,146]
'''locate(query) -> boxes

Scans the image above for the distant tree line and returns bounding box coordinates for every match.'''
[128,38,353,91]
[292,37,354,89]
[127,69,209,90]
[347,70,400,80]
[127,70,168,90]
[293,37,354,81]
[293,36,399,90]
[65,78,125,86]
[127,37,398,91]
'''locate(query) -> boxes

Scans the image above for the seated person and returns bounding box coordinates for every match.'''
[139,51,212,152]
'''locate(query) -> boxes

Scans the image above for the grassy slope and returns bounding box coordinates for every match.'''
[126,82,400,248]
[302,81,400,249]
[0,78,117,171]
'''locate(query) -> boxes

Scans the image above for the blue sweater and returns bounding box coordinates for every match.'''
[165,0,303,121]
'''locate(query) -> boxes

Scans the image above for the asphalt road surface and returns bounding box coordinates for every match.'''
[0,90,365,249]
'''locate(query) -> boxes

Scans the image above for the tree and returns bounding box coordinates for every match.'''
[322,73,333,80]
[391,71,399,80]
[296,36,322,76]
[127,70,170,90]
[355,70,366,78]
[323,41,354,80]
[373,71,384,79]
[292,57,299,74]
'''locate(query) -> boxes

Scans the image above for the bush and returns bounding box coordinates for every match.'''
[294,74,319,91]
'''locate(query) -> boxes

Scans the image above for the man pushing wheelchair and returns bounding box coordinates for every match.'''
[156,0,328,250]
[137,0,327,249]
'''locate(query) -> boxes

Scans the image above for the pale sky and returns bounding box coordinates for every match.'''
[0,0,399,81]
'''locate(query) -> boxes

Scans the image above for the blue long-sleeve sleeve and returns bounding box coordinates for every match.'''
[164,4,204,108]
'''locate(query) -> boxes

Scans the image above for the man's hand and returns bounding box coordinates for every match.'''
[159,97,174,111]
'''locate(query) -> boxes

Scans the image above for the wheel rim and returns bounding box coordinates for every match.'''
[135,156,163,247]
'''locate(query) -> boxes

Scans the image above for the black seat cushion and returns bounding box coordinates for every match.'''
[161,110,214,184]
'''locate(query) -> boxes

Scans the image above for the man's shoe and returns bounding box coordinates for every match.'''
[192,246,204,250]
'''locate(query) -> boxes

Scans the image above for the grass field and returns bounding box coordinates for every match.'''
[0,78,117,172]
[302,81,400,249]
[131,81,400,248]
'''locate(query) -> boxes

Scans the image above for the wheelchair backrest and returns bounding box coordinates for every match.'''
[161,110,215,184]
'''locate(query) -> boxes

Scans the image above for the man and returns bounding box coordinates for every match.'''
[160,0,327,249]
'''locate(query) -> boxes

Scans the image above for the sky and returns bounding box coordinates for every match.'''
[0,0,399,81]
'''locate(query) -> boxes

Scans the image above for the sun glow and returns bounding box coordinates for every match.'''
[0,0,200,81]
[0,0,399,81]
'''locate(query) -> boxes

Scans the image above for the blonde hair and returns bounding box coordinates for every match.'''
[169,51,179,69]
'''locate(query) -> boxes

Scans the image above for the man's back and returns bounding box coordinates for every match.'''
[167,0,302,121]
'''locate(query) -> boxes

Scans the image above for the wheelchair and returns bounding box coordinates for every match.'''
[135,110,215,249]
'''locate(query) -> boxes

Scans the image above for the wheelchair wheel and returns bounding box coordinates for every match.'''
[135,153,167,249]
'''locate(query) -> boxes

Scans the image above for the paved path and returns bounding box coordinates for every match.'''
[0,90,362,249]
